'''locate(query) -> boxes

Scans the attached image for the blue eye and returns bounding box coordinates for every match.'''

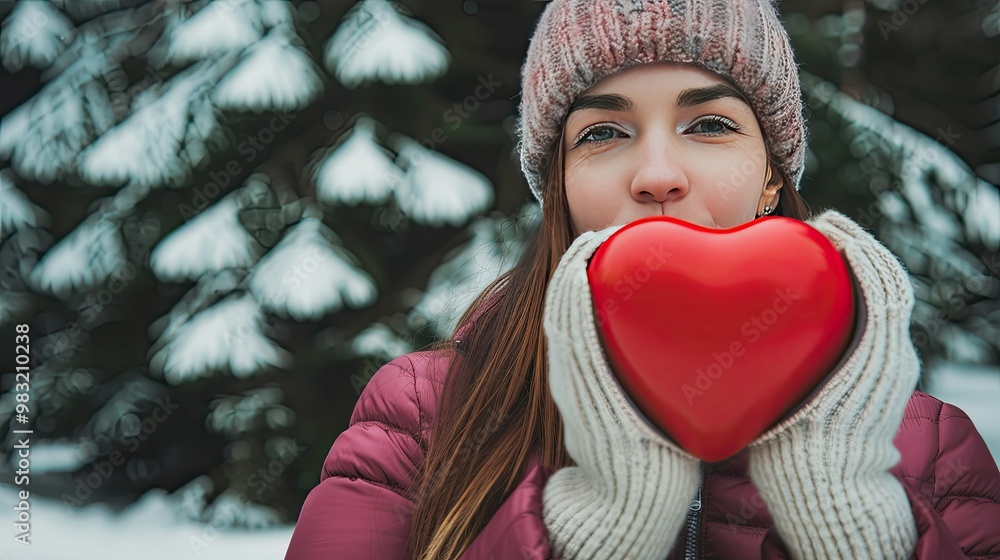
[688,115,741,136]
[574,125,625,147]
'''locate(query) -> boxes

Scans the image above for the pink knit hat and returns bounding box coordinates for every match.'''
[517,0,808,205]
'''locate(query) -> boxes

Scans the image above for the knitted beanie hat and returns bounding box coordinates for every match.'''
[517,0,808,205]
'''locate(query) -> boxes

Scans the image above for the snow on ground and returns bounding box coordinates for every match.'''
[1,363,996,559]
[0,485,293,560]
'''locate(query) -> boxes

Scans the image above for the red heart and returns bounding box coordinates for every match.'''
[587,216,856,462]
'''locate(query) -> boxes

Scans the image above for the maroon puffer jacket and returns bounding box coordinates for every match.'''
[285,346,1000,560]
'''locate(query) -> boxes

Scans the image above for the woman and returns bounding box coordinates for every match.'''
[285,1,1000,558]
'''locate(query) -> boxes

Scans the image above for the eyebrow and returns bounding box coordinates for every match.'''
[566,84,750,118]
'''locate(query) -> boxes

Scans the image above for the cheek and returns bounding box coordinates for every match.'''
[565,166,599,227]
[694,151,766,222]
[565,183,605,233]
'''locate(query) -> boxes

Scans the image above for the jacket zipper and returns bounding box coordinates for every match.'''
[683,463,704,560]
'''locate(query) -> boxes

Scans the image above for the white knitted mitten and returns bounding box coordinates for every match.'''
[748,209,920,559]
[542,226,701,560]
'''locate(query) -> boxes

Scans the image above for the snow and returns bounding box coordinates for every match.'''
[0,484,294,559]
[901,172,963,240]
[212,26,323,113]
[28,216,127,298]
[313,116,401,206]
[0,56,116,184]
[150,193,260,282]
[0,0,75,71]
[257,0,295,29]
[392,135,494,227]
[79,61,225,189]
[17,441,93,474]
[149,270,244,340]
[149,294,293,384]
[0,91,30,159]
[351,323,413,361]
[0,170,51,237]
[964,183,1000,252]
[248,217,378,321]
[324,0,450,88]
[167,0,263,63]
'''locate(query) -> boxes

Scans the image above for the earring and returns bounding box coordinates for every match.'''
[757,167,776,219]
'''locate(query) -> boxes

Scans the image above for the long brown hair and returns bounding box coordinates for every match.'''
[408,133,812,560]
[407,138,574,560]
[771,156,813,221]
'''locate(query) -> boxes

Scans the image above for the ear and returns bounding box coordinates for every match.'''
[757,164,784,216]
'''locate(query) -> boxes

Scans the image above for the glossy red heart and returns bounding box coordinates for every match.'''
[587,216,856,462]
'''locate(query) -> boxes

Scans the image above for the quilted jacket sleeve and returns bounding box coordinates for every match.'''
[284,349,559,560]
[894,392,1000,559]
[284,354,433,560]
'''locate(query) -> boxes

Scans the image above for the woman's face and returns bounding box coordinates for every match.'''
[562,63,781,236]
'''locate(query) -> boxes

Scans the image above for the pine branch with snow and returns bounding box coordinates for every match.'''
[248,216,378,321]
[79,61,229,188]
[149,293,293,384]
[212,26,324,113]
[391,135,494,227]
[150,191,261,282]
[324,0,450,88]
[312,116,401,206]
[28,213,128,298]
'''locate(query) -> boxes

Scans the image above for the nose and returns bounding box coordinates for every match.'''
[629,134,689,204]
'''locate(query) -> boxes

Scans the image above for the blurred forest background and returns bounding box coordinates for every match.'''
[0,0,998,534]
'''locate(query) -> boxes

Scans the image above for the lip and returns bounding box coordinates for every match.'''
[645,209,717,229]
